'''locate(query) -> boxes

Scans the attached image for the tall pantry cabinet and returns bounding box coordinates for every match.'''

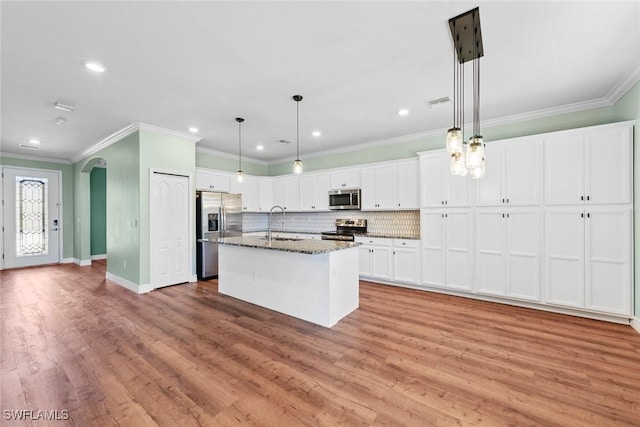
[418,121,633,321]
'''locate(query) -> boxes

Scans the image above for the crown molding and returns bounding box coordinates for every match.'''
[606,60,640,104]
[196,146,268,166]
[0,151,72,165]
[73,122,202,164]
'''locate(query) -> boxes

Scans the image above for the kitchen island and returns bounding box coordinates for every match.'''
[218,236,360,327]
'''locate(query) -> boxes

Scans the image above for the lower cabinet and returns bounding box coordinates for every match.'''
[544,206,632,316]
[475,208,541,301]
[421,209,473,291]
[358,237,393,281]
[392,239,420,284]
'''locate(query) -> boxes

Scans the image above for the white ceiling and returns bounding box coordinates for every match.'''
[2,1,639,164]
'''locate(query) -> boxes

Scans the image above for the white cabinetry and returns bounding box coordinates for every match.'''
[361,164,395,210]
[544,206,632,316]
[392,238,420,285]
[421,209,473,291]
[298,172,330,211]
[475,208,541,301]
[476,137,541,206]
[258,177,274,212]
[419,150,472,208]
[544,124,632,205]
[230,175,259,212]
[196,169,231,192]
[357,237,393,281]
[330,168,360,189]
[395,159,420,209]
[273,175,299,211]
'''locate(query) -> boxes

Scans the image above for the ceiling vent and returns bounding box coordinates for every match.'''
[19,144,40,150]
[427,97,451,108]
[54,101,75,112]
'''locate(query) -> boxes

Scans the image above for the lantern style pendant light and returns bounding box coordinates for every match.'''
[292,95,303,175]
[448,7,486,178]
[236,117,244,183]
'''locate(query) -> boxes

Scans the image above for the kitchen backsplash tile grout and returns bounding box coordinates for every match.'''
[242,210,420,239]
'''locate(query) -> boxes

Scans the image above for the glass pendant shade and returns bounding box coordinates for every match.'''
[450,152,468,176]
[236,170,244,183]
[469,162,485,179]
[465,136,484,169]
[446,128,463,154]
[293,159,303,175]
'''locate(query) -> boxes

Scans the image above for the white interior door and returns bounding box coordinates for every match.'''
[2,167,61,269]
[151,172,190,288]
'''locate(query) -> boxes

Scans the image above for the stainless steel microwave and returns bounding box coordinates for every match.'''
[329,188,361,210]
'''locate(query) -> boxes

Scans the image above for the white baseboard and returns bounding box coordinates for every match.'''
[105,272,153,294]
[91,254,107,260]
[70,258,92,266]
[190,274,198,283]
[61,257,74,264]
[631,317,640,334]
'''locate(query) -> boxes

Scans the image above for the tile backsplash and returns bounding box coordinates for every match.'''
[242,210,420,238]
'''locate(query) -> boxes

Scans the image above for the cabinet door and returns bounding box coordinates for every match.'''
[196,169,231,192]
[298,174,316,211]
[444,210,473,291]
[445,169,472,207]
[475,210,506,296]
[584,126,632,205]
[544,208,584,308]
[343,168,361,188]
[396,160,419,209]
[360,167,377,210]
[421,211,445,287]
[475,141,504,207]
[393,248,418,284]
[272,177,288,209]
[230,176,259,212]
[312,173,330,211]
[285,176,300,211]
[359,246,372,276]
[258,178,273,212]
[371,247,392,280]
[506,209,541,301]
[544,134,584,205]
[375,164,396,209]
[505,137,541,206]
[420,152,444,207]
[585,207,632,315]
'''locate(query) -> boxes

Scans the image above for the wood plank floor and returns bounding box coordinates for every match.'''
[1,261,639,426]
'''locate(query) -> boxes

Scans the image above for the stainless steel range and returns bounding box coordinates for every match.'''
[321,219,367,242]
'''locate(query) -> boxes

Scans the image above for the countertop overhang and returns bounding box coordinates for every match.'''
[218,236,360,255]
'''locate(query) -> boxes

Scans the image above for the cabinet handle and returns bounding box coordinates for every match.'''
[398,203,401,207]
[587,195,590,201]
[502,213,505,218]
[587,213,590,218]
[581,213,584,218]
[507,198,510,203]
[445,213,448,218]
[507,213,510,218]
[445,200,448,205]
[441,201,444,205]
[402,242,406,245]
[581,195,584,201]
[502,198,505,203]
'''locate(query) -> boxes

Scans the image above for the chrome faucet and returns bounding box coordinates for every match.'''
[268,205,285,245]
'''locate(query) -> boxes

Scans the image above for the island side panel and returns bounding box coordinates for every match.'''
[219,245,335,326]
[328,248,359,325]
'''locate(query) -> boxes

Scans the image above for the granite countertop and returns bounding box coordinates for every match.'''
[244,229,321,235]
[245,230,420,240]
[219,236,360,255]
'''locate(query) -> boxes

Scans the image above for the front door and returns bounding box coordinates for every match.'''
[2,167,61,269]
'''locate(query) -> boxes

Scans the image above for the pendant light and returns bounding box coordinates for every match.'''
[448,7,485,179]
[292,95,303,174]
[236,117,244,183]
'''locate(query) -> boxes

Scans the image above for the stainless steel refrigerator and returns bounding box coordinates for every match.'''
[196,191,243,280]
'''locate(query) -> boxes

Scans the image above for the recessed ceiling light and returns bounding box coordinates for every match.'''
[398,109,409,116]
[256,145,264,151]
[83,60,107,73]
[54,101,75,112]
[312,130,321,137]
[28,138,41,144]
[188,127,199,133]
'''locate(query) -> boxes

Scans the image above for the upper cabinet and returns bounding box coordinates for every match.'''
[298,172,330,211]
[273,175,299,211]
[395,159,419,209]
[476,136,542,207]
[330,168,360,189]
[361,164,395,210]
[196,169,231,192]
[419,150,472,208]
[230,175,259,212]
[258,177,274,212]
[544,123,632,206]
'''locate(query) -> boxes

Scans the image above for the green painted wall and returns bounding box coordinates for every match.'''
[90,167,107,255]
[267,106,616,175]
[197,151,268,176]
[139,130,196,285]
[0,157,74,259]
[613,80,640,317]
